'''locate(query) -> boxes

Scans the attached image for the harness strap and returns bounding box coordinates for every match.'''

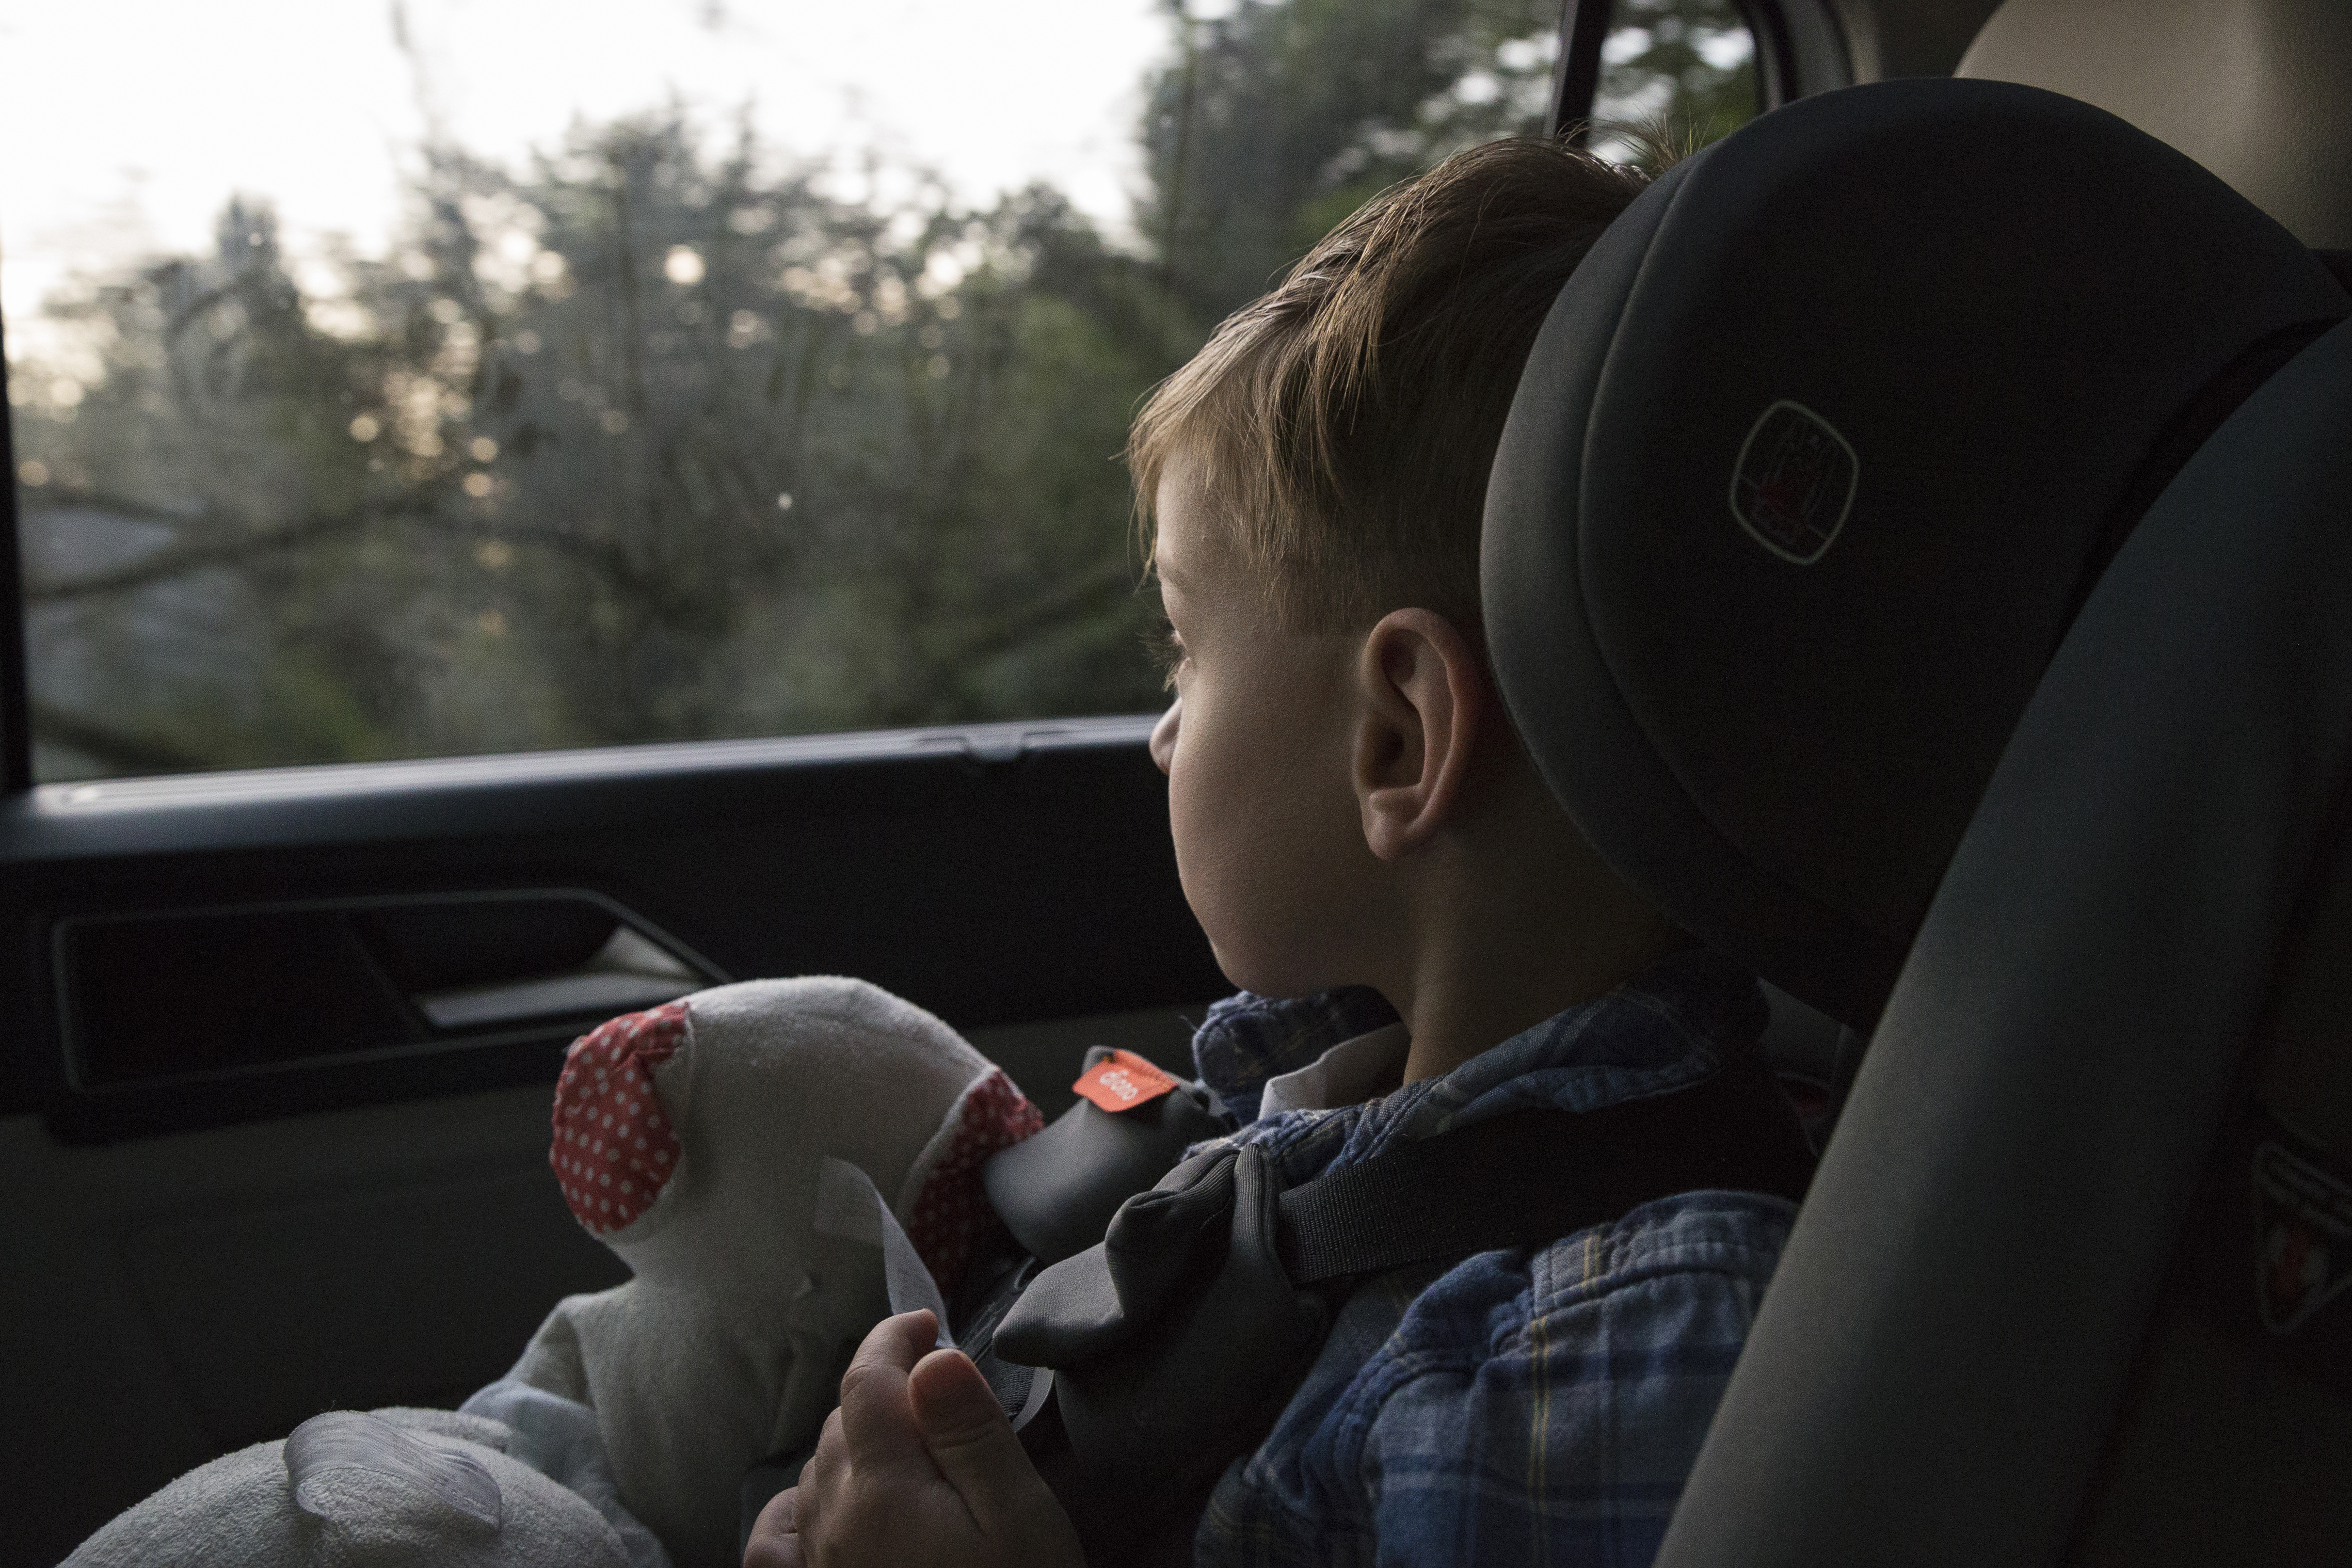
[1275,1060,1815,1284]
[742,1062,1815,1563]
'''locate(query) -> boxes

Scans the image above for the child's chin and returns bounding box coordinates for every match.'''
[1203,936,1276,995]
[1210,947,1338,1002]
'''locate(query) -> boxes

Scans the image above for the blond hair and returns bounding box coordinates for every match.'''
[1131,137,1648,632]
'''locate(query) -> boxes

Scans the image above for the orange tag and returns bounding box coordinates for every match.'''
[1071,1049,1180,1114]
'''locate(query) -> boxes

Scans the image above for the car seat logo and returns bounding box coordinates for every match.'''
[2251,1139,2352,1336]
[1729,400,1858,565]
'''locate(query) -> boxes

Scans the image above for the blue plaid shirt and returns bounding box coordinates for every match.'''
[1186,950,1796,1568]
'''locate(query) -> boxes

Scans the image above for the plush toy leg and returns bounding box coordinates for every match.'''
[460,1380,675,1568]
[61,1408,633,1568]
[508,1297,595,1405]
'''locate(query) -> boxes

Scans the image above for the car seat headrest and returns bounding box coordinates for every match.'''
[1960,0,2352,249]
[1483,77,2348,1026]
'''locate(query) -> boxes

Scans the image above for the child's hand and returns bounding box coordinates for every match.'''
[745,1309,1084,1568]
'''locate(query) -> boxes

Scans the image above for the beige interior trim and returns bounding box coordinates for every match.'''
[1959,0,2352,247]
[1827,0,2005,82]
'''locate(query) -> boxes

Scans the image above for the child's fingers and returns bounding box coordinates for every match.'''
[908,1347,1080,1555]
[836,1309,940,1464]
[797,1407,846,1509]
[740,1485,801,1568]
[851,1308,943,1377]
[905,1347,1009,1460]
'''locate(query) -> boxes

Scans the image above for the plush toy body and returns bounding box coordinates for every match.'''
[500,976,1041,1568]
[63,976,1043,1568]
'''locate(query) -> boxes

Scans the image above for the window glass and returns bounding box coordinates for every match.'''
[2,1,1658,781]
[1594,0,1760,155]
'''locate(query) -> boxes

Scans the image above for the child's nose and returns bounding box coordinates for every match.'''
[1149,697,1181,775]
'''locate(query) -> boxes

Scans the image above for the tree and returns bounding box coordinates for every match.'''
[19,118,1192,766]
[12,0,1758,779]
[1594,0,1758,152]
[1143,0,1559,324]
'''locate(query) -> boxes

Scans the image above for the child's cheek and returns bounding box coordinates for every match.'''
[1164,740,1258,982]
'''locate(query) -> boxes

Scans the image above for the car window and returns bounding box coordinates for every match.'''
[4,0,1753,784]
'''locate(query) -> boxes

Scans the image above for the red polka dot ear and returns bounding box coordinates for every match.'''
[904,1068,1044,1295]
[550,1001,689,1235]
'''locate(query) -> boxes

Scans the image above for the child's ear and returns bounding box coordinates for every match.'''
[1353,608,1486,861]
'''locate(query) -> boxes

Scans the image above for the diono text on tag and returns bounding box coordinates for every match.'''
[1071,1049,1180,1113]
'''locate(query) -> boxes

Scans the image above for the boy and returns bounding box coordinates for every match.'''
[750,135,1798,1567]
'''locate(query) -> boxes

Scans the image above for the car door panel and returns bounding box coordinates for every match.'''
[3,716,1218,1140]
[1,717,1220,1564]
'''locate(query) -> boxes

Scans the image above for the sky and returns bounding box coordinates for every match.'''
[0,0,1179,348]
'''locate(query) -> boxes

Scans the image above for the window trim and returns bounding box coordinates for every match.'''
[0,712,1157,857]
[1740,0,1855,107]
[1741,0,1802,109]
[1,315,30,793]
[1549,0,1612,141]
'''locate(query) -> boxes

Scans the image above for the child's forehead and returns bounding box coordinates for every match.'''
[1150,456,1248,590]
[1149,535,1188,590]
[1147,483,1203,588]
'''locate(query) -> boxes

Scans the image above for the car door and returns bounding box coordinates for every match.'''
[0,710,1223,1562]
[0,2,1779,1559]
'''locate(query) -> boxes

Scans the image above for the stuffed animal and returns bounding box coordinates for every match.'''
[488,976,1042,1568]
[62,976,1043,1568]
[62,1406,646,1568]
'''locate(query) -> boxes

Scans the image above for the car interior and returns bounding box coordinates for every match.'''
[6,0,2350,1563]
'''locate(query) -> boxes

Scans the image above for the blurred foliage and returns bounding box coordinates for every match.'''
[12,0,1754,778]
[1142,0,1560,319]
[1595,0,1757,153]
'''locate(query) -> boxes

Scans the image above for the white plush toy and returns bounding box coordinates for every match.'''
[493,976,1042,1568]
[63,976,1044,1568]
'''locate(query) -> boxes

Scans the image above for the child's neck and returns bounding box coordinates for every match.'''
[1393,934,1666,1085]
[1381,842,1682,1085]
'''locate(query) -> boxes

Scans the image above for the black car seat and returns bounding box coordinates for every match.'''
[1482,76,2352,1566]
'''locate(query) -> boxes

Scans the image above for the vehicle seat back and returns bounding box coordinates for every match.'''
[2066,753,2352,1565]
[1959,0,2352,248]
[1483,76,2352,1565]
[1956,4,2352,1559]
[1662,314,2352,1568]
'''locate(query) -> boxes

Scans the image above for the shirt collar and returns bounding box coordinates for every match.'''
[1192,985,1402,1123]
[1388,946,1767,1139]
[1214,948,1769,1175]
[1257,1020,1413,1116]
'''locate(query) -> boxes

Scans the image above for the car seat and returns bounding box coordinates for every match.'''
[1483,75,2352,1565]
